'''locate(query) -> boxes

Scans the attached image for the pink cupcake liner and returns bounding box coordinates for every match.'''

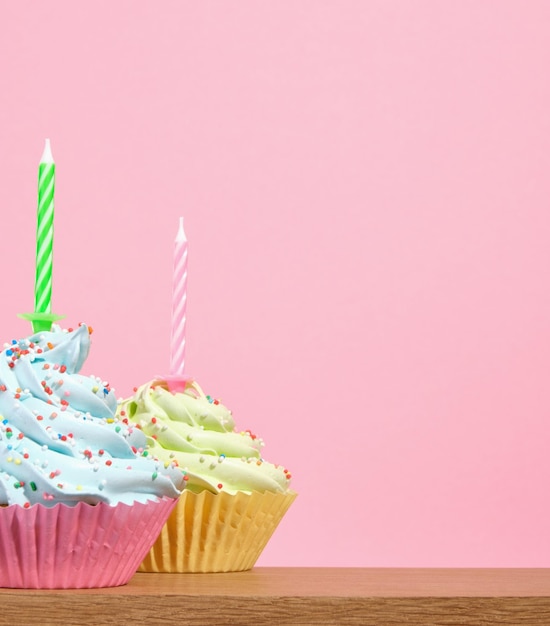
[0,496,177,588]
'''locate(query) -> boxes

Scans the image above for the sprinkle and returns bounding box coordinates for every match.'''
[59,365,67,374]
[30,482,37,491]
[105,460,112,466]
[98,449,104,456]
[47,342,54,349]
[36,415,43,421]
[152,472,158,480]
[217,483,223,489]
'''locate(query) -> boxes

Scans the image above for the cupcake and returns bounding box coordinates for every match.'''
[0,324,184,588]
[118,378,296,572]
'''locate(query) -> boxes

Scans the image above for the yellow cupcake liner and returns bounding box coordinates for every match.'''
[139,489,297,573]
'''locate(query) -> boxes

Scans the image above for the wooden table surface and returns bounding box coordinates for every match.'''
[2,568,550,625]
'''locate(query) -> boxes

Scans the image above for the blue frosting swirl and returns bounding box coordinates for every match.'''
[0,324,183,507]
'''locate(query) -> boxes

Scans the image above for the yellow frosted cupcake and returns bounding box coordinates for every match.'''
[118,378,296,572]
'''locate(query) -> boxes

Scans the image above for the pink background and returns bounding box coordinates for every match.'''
[1,1,550,566]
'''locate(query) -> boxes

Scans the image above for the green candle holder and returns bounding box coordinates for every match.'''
[18,311,65,333]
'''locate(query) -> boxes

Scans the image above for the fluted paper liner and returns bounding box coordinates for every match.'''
[140,489,297,573]
[0,496,177,588]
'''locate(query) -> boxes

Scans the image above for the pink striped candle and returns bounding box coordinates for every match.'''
[169,217,188,379]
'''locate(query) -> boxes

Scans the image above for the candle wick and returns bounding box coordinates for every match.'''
[41,139,54,164]
[176,216,187,241]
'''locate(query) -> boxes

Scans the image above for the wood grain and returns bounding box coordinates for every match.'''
[2,568,550,625]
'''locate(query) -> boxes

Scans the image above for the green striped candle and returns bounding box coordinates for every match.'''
[19,139,64,332]
[35,139,55,315]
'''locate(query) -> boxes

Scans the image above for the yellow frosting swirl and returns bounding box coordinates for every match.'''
[118,379,291,495]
